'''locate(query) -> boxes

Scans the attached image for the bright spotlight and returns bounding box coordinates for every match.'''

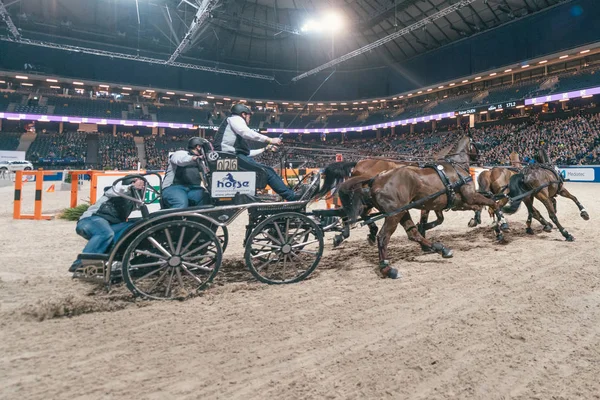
[323,12,344,32]
[301,19,319,32]
[301,11,343,33]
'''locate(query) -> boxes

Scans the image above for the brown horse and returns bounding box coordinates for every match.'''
[316,139,485,247]
[502,149,589,241]
[474,152,553,233]
[336,135,506,279]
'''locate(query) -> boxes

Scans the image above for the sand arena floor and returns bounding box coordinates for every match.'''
[0,180,599,399]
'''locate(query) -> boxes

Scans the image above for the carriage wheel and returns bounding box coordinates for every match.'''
[214,225,229,251]
[244,212,324,284]
[122,220,222,300]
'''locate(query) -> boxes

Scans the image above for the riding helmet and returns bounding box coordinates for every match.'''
[121,174,141,186]
[188,137,209,149]
[231,103,252,116]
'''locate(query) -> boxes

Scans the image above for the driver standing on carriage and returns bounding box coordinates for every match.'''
[69,175,145,273]
[213,103,303,201]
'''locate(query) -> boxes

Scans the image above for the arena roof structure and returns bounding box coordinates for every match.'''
[0,0,572,79]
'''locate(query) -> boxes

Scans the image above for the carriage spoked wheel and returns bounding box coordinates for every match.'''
[214,225,229,252]
[245,212,324,284]
[122,220,222,300]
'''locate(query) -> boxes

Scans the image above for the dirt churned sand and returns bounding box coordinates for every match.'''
[0,181,599,399]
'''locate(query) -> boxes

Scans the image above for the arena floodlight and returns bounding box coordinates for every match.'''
[323,11,344,32]
[504,69,512,72]
[580,49,590,54]
[292,0,477,82]
[539,60,548,64]
[559,55,569,59]
[46,78,58,83]
[15,75,28,79]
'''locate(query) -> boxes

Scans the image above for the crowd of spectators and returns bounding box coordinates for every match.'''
[473,114,600,165]
[256,113,600,167]
[26,131,87,160]
[98,132,139,170]
[144,134,196,170]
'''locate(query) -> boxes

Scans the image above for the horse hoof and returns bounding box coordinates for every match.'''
[581,211,590,221]
[367,236,376,246]
[526,228,535,235]
[387,268,400,279]
[442,248,453,258]
[468,218,477,228]
[500,223,510,231]
[420,245,434,254]
[496,234,505,242]
[566,235,575,242]
[333,236,343,248]
[543,224,553,233]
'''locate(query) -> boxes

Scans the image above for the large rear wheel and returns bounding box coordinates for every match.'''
[122,220,222,300]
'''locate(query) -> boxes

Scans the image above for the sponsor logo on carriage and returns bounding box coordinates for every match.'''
[207,151,219,161]
[211,171,256,197]
[558,168,595,182]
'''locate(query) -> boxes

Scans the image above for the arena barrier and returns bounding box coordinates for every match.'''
[13,169,113,220]
[13,169,61,220]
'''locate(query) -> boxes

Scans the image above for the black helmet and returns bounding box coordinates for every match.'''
[188,137,208,149]
[121,174,141,186]
[231,103,252,116]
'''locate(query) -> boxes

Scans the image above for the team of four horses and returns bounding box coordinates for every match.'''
[306,135,590,279]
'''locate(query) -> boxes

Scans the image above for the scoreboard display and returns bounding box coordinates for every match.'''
[455,100,524,116]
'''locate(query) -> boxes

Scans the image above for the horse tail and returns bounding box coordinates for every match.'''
[314,161,357,199]
[338,175,373,224]
[502,173,528,214]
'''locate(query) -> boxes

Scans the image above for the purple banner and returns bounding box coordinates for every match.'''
[526,86,600,105]
[0,112,197,129]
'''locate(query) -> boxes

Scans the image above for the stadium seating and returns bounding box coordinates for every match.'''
[98,132,139,170]
[0,132,23,150]
[47,96,129,118]
[14,104,48,114]
[26,132,87,161]
[155,105,209,124]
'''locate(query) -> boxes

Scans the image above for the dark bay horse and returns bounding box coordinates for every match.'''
[336,135,506,279]
[502,149,589,241]
[475,152,554,233]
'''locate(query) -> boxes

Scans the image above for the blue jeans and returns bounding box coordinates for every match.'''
[162,185,210,209]
[70,216,134,272]
[237,154,297,201]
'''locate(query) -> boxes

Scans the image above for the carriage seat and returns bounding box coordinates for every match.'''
[205,151,268,189]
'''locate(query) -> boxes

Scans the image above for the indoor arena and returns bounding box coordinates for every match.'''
[0,0,599,399]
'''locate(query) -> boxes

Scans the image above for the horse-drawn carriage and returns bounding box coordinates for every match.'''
[75,142,343,300]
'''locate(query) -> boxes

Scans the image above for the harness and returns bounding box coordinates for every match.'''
[424,162,473,210]
[524,164,564,192]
